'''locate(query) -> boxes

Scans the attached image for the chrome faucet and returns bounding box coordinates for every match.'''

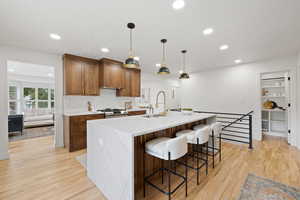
[155,90,167,112]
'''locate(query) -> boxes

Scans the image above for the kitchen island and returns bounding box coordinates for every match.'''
[87,111,216,200]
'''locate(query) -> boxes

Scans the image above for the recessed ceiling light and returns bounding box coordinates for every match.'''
[156,63,161,68]
[48,73,54,77]
[235,59,242,64]
[172,0,185,10]
[179,70,184,74]
[134,56,140,61]
[49,33,61,40]
[203,28,214,35]
[8,68,15,72]
[101,48,110,53]
[219,44,229,51]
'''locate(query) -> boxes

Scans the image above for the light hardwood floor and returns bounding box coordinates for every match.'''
[0,135,299,200]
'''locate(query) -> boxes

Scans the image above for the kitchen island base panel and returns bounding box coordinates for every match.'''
[87,112,216,200]
[87,124,134,200]
[134,120,206,200]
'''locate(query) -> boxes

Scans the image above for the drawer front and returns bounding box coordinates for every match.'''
[128,110,146,116]
[86,114,105,121]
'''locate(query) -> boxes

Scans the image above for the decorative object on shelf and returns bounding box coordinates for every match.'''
[179,50,190,79]
[181,108,193,115]
[87,101,93,112]
[157,39,170,75]
[124,101,133,110]
[262,88,268,96]
[263,100,285,111]
[124,23,140,69]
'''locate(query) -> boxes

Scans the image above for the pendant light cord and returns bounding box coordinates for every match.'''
[183,52,186,72]
[162,43,166,65]
[129,29,133,56]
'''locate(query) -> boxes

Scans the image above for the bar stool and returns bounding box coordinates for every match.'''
[144,136,188,200]
[194,122,222,168]
[176,125,210,185]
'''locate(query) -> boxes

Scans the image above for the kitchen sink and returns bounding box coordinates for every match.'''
[142,114,166,118]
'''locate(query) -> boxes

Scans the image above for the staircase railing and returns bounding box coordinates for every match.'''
[195,111,254,149]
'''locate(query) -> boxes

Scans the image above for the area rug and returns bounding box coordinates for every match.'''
[238,174,300,200]
[76,153,87,169]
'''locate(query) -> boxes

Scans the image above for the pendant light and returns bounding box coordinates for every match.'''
[179,50,190,79]
[124,23,140,69]
[157,39,170,75]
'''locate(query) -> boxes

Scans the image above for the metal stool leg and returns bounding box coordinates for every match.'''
[185,155,188,197]
[196,138,200,185]
[161,159,164,184]
[143,147,146,197]
[206,142,208,175]
[212,131,215,168]
[168,152,172,200]
[219,135,222,162]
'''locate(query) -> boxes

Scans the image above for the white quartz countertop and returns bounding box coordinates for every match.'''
[64,111,105,116]
[64,108,146,117]
[87,111,216,137]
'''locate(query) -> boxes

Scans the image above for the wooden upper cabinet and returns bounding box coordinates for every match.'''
[83,61,99,96]
[64,56,84,95]
[64,54,100,96]
[117,68,141,97]
[130,69,141,97]
[99,58,124,89]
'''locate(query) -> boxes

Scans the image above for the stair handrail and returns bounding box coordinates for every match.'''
[222,111,253,130]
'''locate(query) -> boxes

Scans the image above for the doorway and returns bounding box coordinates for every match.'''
[7,60,55,142]
[260,71,291,144]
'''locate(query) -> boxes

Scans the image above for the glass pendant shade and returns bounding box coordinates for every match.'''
[124,56,139,69]
[179,50,190,79]
[158,65,170,74]
[179,72,190,79]
[157,39,170,75]
[124,23,140,69]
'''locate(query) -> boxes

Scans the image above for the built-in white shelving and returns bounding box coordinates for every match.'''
[261,73,290,141]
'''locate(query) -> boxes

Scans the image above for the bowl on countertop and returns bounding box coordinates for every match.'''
[181,108,193,115]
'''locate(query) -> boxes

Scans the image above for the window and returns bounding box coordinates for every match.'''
[9,86,17,100]
[38,88,48,109]
[24,87,36,110]
[8,85,18,113]
[9,84,54,115]
[51,89,55,108]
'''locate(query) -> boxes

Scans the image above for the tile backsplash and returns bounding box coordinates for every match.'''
[63,89,135,113]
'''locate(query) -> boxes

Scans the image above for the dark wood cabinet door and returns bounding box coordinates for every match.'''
[69,116,86,151]
[116,68,131,96]
[64,56,84,95]
[84,61,100,96]
[99,58,124,89]
[130,69,141,97]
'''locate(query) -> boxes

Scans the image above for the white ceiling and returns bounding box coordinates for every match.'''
[1,0,300,74]
[7,60,54,78]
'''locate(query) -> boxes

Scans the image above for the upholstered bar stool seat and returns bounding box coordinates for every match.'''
[144,136,188,200]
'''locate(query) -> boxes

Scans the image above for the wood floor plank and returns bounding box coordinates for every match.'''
[0,135,299,200]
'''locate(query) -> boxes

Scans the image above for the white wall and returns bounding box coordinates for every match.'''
[0,46,64,160]
[180,55,298,147]
[0,58,9,159]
